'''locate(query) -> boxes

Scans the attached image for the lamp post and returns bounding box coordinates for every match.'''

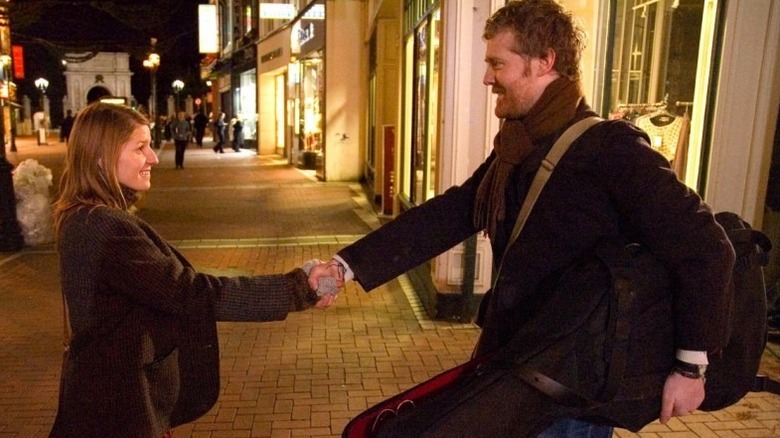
[172,79,183,113]
[34,77,48,145]
[0,0,23,252]
[143,43,160,147]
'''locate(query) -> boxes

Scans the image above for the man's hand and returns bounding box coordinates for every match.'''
[303,259,345,308]
[659,372,705,424]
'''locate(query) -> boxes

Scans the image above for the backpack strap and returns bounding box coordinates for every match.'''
[493,116,603,287]
[505,116,603,249]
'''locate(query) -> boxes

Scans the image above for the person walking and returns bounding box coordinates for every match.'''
[193,110,209,147]
[171,111,191,169]
[212,112,227,154]
[231,115,244,152]
[59,110,75,143]
[49,102,341,437]
[314,1,735,436]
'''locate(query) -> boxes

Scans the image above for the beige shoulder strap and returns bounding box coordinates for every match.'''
[493,116,603,288]
[507,116,603,247]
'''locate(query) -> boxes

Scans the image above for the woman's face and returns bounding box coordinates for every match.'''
[116,124,158,191]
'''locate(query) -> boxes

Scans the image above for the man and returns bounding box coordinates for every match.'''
[212,112,227,154]
[193,110,209,147]
[171,111,191,169]
[318,1,735,436]
[60,109,75,143]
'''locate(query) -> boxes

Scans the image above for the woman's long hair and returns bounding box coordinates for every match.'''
[53,102,150,236]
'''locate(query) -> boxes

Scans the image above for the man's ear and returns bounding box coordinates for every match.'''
[537,48,557,75]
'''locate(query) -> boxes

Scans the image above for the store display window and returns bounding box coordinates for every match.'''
[600,0,722,190]
[401,5,441,206]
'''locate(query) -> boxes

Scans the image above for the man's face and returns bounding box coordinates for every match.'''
[483,30,549,119]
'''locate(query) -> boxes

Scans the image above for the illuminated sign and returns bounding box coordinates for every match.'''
[198,5,218,54]
[298,23,315,46]
[100,97,128,106]
[260,3,324,20]
[12,45,23,79]
[303,4,324,20]
[260,3,296,19]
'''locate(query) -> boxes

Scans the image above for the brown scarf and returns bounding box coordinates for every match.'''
[473,77,584,239]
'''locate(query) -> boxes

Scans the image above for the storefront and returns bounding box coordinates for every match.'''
[365,0,401,216]
[231,44,258,150]
[400,1,441,208]
[289,1,326,176]
[400,0,482,319]
[577,0,720,192]
[392,0,779,320]
[257,27,292,156]
[234,68,257,149]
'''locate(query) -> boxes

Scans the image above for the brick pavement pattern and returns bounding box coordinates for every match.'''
[1,136,778,437]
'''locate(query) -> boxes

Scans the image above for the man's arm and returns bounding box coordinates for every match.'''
[336,155,496,292]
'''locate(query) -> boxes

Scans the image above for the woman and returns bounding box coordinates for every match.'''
[50,103,340,437]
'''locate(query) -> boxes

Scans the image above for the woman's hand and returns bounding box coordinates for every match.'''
[304,259,345,308]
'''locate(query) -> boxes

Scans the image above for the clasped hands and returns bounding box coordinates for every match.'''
[302,258,346,308]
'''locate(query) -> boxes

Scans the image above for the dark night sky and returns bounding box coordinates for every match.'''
[9,0,209,123]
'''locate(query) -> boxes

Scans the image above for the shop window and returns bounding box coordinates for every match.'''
[411,20,428,205]
[404,8,441,206]
[603,0,720,190]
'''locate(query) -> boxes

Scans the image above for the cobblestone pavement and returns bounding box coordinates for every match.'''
[1,136,778,437]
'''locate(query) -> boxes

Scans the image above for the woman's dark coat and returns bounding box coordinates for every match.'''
[51,206,313,437]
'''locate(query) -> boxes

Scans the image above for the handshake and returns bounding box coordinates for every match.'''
[302,258,346,308]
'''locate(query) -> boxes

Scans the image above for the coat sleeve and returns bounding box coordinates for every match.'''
[594,123,735,352]
[338,154,496,292]
[93,211,312,322]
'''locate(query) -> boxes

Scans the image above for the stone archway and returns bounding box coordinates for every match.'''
[63,53,132,114]
[86,85,112,104]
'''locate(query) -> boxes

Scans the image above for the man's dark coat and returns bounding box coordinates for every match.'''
[337,110,735,429]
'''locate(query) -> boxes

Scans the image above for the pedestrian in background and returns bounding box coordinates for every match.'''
[49,102,341,437]
[212,112,226,154]
[193,110,209,147]
[59,110,75,144]
[171,110,191,169]
[231,115,244,152]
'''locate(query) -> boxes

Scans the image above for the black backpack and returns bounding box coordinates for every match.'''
[531,210,780,431]
[699,211,779,410]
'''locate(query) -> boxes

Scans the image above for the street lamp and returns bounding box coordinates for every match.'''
[34,77,48,105]
[143,45,160,147]
[172,79,183,112]
[34,77,48,146]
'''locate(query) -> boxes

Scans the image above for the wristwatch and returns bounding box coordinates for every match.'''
[673,359,707,379]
